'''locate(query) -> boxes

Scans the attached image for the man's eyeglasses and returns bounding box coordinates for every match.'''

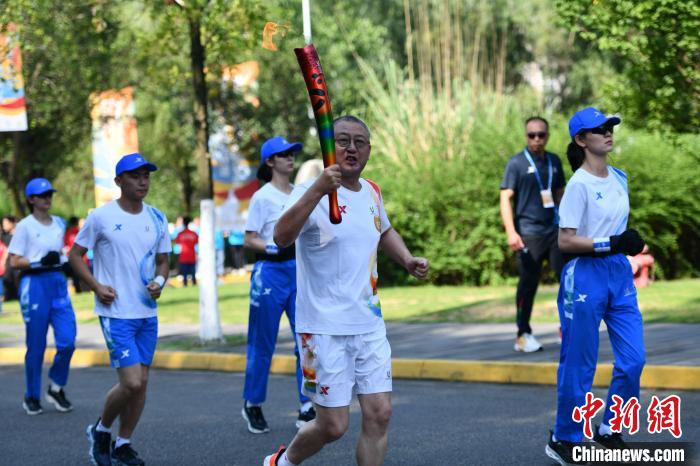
[33,192,53,199]
[336,136,369,150]
[589,125,614,136]
[527,132,547,140]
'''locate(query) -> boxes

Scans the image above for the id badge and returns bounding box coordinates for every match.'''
[540,189,555,208]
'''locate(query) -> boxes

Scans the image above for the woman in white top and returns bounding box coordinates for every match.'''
[8,178,76,415]
[241,136,314,434]
[546,108,646,465]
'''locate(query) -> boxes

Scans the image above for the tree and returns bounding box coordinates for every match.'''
[0,1,121,215]
[555,0,700,132]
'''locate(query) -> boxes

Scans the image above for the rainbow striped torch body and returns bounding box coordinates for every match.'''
[294,44,342,224]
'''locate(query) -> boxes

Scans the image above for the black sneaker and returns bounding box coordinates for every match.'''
[86,420,112,466]
[296,406,316,428]
[22,396,43,415]
[46,387,73,412]
[241,402,269,434]
[545,430,587,465]
[111,441,145,466]
[593,424,628,449]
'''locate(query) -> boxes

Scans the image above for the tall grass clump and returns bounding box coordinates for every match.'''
[362,62,541,285]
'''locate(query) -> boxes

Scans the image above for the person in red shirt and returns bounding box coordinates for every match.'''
[63,217,87,293]
[0,236,7,313]
[174,217,198,286]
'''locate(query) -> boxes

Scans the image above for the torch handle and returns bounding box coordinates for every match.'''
[295,43,342,224]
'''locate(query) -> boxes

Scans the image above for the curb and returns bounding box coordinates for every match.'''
[1,347,698,390]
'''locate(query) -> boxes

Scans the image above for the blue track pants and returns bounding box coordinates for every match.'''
[20,271,76,399]
[554,254,645,442]
[243,260,309,404]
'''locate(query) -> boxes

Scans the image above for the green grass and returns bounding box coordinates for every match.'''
[1,279,698,325]
[157,334,247,352]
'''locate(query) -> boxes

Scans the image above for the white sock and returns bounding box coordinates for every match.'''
[300,401,313,413]
[277,452,297,466]
[599,423,613,436]
[115,437,130,449]
[246,400,262,408]
[96,420,111,433]
[49,381,62,392]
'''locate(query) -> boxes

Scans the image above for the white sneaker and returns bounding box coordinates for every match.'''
[514,333,543,352]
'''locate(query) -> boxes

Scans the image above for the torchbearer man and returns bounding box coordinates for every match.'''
[263,115,429,466]
[69,153,171,466]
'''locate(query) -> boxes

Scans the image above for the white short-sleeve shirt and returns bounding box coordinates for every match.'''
[8,215,66,263]
[558,166,629,238]
[74,200,171,319]
[283,178,392,336]
[245,182,293,242]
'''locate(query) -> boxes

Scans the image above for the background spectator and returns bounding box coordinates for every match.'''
[174,216,198,286]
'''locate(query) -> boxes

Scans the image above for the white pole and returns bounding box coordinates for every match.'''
[302,0,312,44]
[198,199,223,342]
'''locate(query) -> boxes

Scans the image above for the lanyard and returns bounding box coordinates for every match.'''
[523,148,552,191]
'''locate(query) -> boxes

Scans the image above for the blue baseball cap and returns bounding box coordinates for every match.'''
[25,178,56,198]
[115,153,158,176]
[260,136,303,163]
[568,107,621,139]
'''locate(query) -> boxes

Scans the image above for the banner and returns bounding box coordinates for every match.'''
[209,124,257,232]
[212,61,261,231]
[0,24,28,132]
[90,87,139,206]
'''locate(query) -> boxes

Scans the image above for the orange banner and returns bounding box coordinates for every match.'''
[0,24,28,131]
[90,87,139,206]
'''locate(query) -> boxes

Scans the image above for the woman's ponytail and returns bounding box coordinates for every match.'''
[566,141,585,172]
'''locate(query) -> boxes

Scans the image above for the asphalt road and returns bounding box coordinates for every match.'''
[0,365,696,465]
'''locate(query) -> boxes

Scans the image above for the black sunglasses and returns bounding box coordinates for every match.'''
[588,125,614,136]
[274,151,296,158]
[33,192,54,199]
[527,132,547,140]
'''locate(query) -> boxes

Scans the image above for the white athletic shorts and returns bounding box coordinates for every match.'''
[296,327,393,408]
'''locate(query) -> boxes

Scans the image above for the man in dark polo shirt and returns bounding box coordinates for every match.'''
[500,116,565,352]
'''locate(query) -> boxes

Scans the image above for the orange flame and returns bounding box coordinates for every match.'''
[262,22,289,51]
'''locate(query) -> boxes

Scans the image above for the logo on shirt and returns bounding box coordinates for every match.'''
[120,349,130,359]
[319,386,330,395]
[370,206,375,215]
[576,294,588,303]
[339,205,347,215]
[113,224,123,231]
[145,226,150,232]
[595,192,603,200]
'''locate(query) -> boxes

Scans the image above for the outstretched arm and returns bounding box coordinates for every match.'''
[379,228,429,280]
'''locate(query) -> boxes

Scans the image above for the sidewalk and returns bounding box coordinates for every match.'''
[1,321,697,366]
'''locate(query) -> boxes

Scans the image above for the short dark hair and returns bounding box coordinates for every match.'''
[183,216,192,225]
[525,116,549,130]
[333,115,371,139]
